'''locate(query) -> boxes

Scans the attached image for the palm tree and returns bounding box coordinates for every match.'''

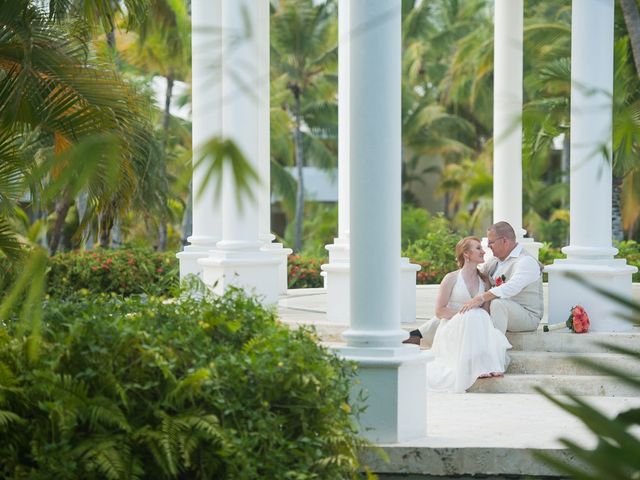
[270,0,338,252]
[0,0,160,254]
[402,0,492,221]
[620,0,640,75]
[121,0,191,250]
[522,1,640,242]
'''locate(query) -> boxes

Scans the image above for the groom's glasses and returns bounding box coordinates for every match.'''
[487,236,504,246]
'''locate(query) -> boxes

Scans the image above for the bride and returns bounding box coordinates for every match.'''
[426,236,511,393]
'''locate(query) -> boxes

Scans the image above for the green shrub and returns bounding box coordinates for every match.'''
[538,242,563,266]
[0,249,179,298]
[288,254,326,289]
[286,210,464,288]
[402,213,462,284]
[616,240,640,282]
[0,290,365,479]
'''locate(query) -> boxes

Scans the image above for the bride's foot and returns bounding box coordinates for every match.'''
[489,372,504,377]
[478,373,492,379]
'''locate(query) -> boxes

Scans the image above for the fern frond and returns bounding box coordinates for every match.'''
[86,397,131,432]
[75,438,130,480]
[0,409,24,428]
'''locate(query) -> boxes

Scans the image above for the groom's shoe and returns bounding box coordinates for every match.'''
[402,329,422,345]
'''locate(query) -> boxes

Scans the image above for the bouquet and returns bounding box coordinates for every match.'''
[566,305,590,333]
[542,305,590,333]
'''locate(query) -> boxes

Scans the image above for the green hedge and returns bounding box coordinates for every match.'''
[0,290,365,479]
[47,249,178,297]
[285,240,640,288]
[2,239,636,297]
[288,255,325,289]
[0,249,178,298]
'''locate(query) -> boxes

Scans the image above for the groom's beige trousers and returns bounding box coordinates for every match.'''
[417,299,539,343]
[416,317,444,347]
[489,299,540,334]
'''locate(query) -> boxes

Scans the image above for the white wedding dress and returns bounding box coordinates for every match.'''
[427,271,512,393]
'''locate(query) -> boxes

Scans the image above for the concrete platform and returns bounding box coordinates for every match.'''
[278,285,640,478]
[364,393,640,478]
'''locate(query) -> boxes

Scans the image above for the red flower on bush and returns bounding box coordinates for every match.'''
[566,305,590,333]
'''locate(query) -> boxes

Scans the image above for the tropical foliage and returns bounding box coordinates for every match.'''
[270,0,338,252]
[0,0,162,256]
[0,289,367,479]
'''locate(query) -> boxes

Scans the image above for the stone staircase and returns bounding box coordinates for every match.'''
[313,325,640,397]
[279,288,640,478]
[468,330,640,396]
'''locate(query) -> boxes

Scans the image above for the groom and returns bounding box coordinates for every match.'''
[404,221,543,345]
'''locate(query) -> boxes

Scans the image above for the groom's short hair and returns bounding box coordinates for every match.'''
[489,221,516,242]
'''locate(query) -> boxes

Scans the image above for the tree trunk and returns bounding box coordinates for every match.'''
[110,216,122,248]
[99,213,113,249]
[293,92,304,253]
[181,180,193,246]
[157,73,174,251]
[76,191,95,249]
[163,74,174,138]
[612,175,624,242]
[620,0,640,76]
[49,194,72,255]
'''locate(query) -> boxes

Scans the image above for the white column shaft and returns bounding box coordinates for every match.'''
[493,0,523,236]
[545,0,635,333]
[257,0,273,241]
[568,0,614,251]
[338,0,350,239]
[190,0,222,244]
[220,0,261,248]
[347,0,404,346]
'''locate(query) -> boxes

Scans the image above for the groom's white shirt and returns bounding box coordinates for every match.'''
[487,244,541,299]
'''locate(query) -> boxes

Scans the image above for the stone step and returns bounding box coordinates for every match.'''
[307,324,640,353]
[507,351,638,375]
[467,374,639,396]
[506,331,640,353]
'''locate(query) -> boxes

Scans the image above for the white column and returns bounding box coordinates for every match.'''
[257,0,292,294]
[338,0,428,444]
[177,0,223,279]
[199,0,279,304]
[321,0,351,313]
[337,0,350,243]
[322,0,419,324]
[491,0,540,258]
[546,0,636,331]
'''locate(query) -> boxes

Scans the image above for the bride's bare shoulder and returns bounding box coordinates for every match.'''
[441,270,460,285]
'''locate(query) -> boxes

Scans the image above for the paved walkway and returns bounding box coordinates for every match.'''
[277,285,640,477]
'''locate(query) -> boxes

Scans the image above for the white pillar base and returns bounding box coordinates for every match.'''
[337,345,431,443]
[260,235,292,295]
[323,237,350,289]
[518,237,543,259]
[545,256,637,332]
[322,254,420,324]
[199,247,281,305]
[177,236,219,281]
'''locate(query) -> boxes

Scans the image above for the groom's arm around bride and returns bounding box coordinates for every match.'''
[460,222,543,334]
[404,221,543,346]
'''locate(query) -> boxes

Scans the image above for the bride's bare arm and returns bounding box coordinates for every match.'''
[434,271,459,319]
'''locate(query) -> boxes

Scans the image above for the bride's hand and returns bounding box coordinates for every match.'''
[460,295,483,313]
